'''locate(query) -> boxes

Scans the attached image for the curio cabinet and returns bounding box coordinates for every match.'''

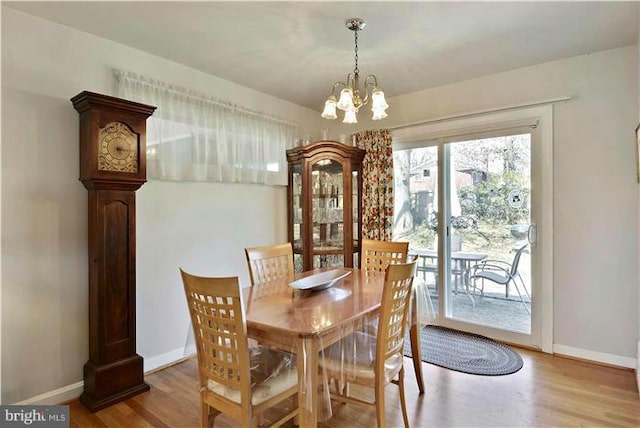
[287,141,365,272]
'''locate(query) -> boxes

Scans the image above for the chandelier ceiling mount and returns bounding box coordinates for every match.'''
[321,18,389,124]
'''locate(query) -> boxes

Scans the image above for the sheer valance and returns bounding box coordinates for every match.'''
[115,70,297,185]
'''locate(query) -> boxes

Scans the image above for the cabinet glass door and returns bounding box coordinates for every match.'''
[311,158,344,268]
[291,163,303,272]
[352,167,360,267]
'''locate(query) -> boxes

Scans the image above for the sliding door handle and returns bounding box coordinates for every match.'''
[528,223,537,246]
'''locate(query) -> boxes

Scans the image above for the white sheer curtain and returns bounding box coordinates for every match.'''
[115,70,297,185]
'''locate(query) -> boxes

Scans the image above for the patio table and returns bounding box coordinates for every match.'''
[412,249,488,305]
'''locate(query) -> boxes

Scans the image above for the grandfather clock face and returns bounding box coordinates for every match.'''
[98,122,138,173]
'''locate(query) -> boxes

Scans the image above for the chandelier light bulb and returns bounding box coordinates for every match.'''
[336,88,355,111]
[343,108,358,124]
[371,88,389,111]
[321,95,338,119]
[372,107,388,121]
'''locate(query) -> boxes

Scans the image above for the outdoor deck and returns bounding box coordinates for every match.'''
[422,280,531,334]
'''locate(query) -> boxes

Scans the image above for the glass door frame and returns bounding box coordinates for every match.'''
[393,105,554,352]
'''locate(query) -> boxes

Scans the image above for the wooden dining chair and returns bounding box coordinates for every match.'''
[180,269,298,428]
[319,260,417,428]
[244,242,295,286]
[359,238,409,330]
[360,239,425,394]
[360,239,409,273]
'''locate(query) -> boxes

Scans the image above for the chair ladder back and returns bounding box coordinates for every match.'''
[245,242,294,285]
[377,261,417,363]
[361,239,410,273]
[180,270,251,399]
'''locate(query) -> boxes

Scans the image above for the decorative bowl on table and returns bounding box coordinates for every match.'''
[289,268,352,291]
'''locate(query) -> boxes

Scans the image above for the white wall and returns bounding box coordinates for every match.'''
[1,8,319,404]
[136,181,288,362]
[364,46,639,362]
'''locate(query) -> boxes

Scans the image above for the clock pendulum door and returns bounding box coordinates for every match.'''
[71,91,156,411]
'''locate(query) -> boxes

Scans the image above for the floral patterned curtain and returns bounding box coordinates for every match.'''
[353,129,394,240]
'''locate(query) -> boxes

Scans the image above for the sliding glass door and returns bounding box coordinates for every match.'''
[393,109,550,349]
[444,134,533,335]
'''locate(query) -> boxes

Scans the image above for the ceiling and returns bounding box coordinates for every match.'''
[5,1,638,113]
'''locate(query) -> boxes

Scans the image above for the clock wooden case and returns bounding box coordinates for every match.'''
[71,91,156,412]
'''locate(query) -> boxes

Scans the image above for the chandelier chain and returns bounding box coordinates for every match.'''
[353,30,359,75]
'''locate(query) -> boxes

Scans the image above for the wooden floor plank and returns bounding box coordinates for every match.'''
[69,348,640,427]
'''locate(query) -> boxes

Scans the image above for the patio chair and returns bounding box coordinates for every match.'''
[180,269,298,427]
[469,243,531,314]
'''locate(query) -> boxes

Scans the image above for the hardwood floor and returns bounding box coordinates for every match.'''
[69,349,640,427]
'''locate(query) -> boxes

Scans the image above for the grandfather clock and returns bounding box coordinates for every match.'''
[71,91,156,411]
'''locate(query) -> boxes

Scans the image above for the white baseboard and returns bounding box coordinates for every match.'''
[143,345,196,373]
[15,381,84,405]
[14,347,197,406]
[14,343,634,405]
[553,344,636,369]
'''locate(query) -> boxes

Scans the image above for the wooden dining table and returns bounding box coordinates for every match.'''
[243,267,425,428]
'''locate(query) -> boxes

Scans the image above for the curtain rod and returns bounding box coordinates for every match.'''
[388,96,572,131]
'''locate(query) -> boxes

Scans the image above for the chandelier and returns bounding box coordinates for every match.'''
[321,18,389,124]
